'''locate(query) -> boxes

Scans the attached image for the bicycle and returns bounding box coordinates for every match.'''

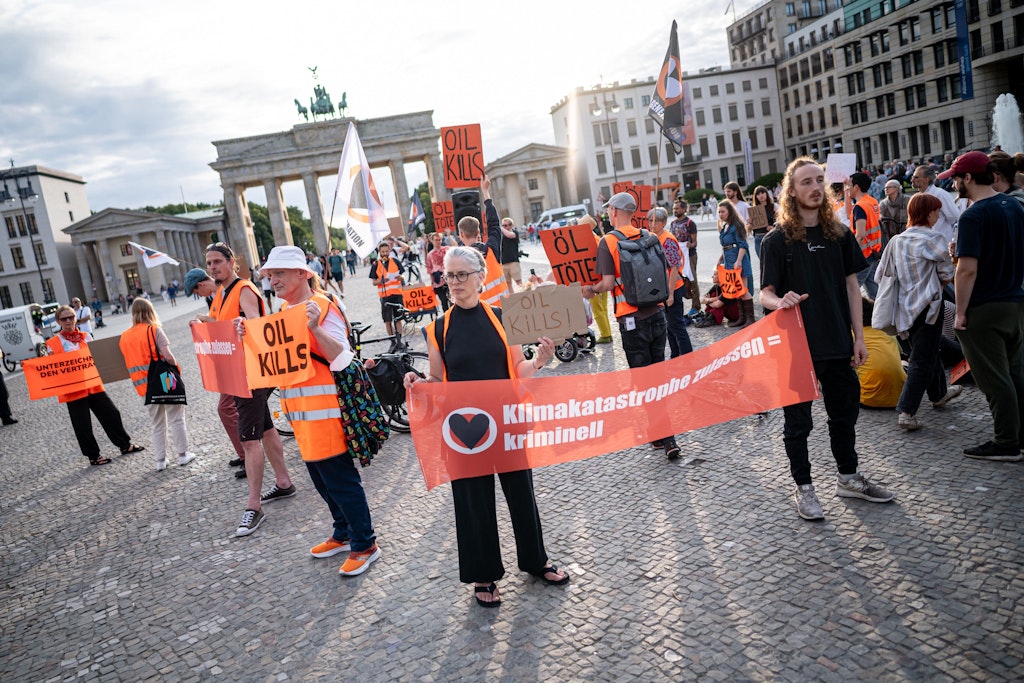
[349,303,428,433]
[268,387,294,438]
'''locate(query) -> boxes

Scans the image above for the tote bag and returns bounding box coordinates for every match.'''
[144,327,187,405]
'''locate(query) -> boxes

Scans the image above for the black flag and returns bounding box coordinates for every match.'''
[648,21,693,153]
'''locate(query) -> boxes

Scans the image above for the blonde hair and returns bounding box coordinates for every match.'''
[55,305,75,322]
[776,157,846,243]
[131,298,159,326]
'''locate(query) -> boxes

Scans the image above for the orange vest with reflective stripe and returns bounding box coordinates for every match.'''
[119,323,164,397]
[426,302,516,380]
[855,194,882,258]
[46,335,104,403]
[656,231,686,291]
[209,278,263,321]
[373,258,403,298]
[279,292,348,462]
[480,246,507,307]
[602,227,648,318]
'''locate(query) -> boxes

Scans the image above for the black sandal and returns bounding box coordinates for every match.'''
[89,456,111,466]
[529,564,570,586]
[121,445,145,454]
[473,582,501,608]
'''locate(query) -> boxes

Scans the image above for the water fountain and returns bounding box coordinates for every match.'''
[991,93,1024,155]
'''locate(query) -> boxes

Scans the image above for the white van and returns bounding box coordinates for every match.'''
[535,204,590,229]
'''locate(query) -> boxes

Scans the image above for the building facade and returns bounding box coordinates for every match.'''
[484,143,576,226]
[0,165,88,308]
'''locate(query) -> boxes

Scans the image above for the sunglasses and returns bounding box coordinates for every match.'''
[58,316,75,322]
[206,242,233,257]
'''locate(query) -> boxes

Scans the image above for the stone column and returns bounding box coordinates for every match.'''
[74,244,94,300]
[302,172,328,255]
[131,233,153,294]
[390,160,410,235]
[425,153,448,201]
[100,238,120,300]
[263,178,293,248]
[222,185,248,247]
[546,168,562,207]
[517,172,532,222]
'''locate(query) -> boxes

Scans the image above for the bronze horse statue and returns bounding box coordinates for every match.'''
[310,84,335,119]
[294,99,309,121]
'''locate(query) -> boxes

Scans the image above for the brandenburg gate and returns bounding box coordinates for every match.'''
[209,111,446,267]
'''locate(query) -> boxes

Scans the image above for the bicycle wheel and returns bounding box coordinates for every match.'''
[382,351,428,433]
[2,355,16,373]
[268,388,294,437]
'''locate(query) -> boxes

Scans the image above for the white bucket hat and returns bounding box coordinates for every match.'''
[262,246,314,274]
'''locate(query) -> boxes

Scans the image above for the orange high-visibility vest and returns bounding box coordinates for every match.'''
[656,230,686,291]
[278,292,348,462]
[855,194,882,258]
[372,258,403,298]
[426,302,516,381]
[479,246,507,307]
[46,336,104,403]
[119,323,170,397]
[209,277,263,321]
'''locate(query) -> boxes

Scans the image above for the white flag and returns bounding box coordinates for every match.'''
[129,241,179,268]
[329,123,390,260]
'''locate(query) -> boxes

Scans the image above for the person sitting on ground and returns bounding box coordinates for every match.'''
[693,270,741,327]
[856,298,907,409]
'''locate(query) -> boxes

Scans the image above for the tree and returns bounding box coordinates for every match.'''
[132,201,219,215]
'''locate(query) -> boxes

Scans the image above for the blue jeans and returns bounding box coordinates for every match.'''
[618,310,668,369]
[753,232,767,262]
[306,454,376,551]
[782,358,860,485]
[664,293,693,358]
[897,310,946,416]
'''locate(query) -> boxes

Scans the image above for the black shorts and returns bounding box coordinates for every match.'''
[331,270,345,282]
[381,294,404,323]
[234,387,274,442]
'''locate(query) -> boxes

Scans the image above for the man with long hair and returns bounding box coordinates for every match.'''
[759,158,895,521]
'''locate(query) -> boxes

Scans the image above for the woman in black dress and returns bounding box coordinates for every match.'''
[404,246,568,607]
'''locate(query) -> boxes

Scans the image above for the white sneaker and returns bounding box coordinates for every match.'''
[794,484,824,520]
[932,385,963,409]
[156,459,167,472]
[178,452,196,467]
[836,473,895,503]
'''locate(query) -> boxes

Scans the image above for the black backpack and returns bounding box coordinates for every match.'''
[611,229,670,307]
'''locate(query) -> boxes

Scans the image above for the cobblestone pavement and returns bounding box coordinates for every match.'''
[1,256,1022,683]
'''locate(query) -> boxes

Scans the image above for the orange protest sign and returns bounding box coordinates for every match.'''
[403,285,437,313]
[628,184,654,230]
[539,224,599,286]
[717,265,749,298]
[950,358,971,384]
[23,348,103,401]
[440,124,485,189]
[191,320,251,398]
[432,201,455,233]
[241,306,314,389]
[408,308,818,490]
[612,181,635,194]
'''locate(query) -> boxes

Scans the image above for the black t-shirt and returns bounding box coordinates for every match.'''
[760,226,867,361]
[500,230,520,265]
[439,304,510,381]
[955,193,1024,307]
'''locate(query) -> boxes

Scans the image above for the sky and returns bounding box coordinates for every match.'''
[0,0,733,220]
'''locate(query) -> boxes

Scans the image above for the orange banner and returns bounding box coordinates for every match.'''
[408,308,818,489]
[539,225,599,286]
[23,348,103,401]
[403,285,437,313]
[241,306,315,389]
[440,124,485,189]
[191,320,251,398]
[717,265,749,298]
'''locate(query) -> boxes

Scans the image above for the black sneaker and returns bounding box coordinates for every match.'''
[663,437,681,460]
[963,441,1023,462]
[650,439,664,449]
[235,508,265,537]
[235,469,248,479]
[228,457,244,467]
[260,484,297,503]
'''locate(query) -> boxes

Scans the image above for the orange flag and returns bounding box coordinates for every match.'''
[408,307,818,490]
[23,348,103,400]
[241,306,315,389]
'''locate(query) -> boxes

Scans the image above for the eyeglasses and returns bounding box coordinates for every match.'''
[58,316,75,322]
[442,270,481,283]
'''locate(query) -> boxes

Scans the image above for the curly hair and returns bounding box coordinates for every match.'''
[776,157,846,243]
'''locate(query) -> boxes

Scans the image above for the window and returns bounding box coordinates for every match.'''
[640,95,651,106]
[742,80,751,92]
[696,110,706,126]
[11,246,25,268]
[824,47,834,70]
[623,97,634,109]
[827,76,835,96]
[807,112,815,133]
[911,17,921,41]
[993,22,1004,52]
[783,93,790,111]
[613,151,623,172]
[15,215,26,236]
[649,145,659,165]
[0,254,3,271]
[934,43,946,68]
[765,126,775,147]
[721,167,730,188]
[950,74,962,100]
[33,242,46,265]
[665,144,677,163]
[904,87,916,111]
[716,134,727,155]
[811,54,822,76]
[876,96,886,118]
[64,191,70,203]
[713,107,723,124]
[769,158,779,174]
[593,123,603,146]
[913,50,924,74]
[19,282,32,306]
[631,147,642,169]
[916,84,927,108]
[795,90,801,107]
[732,131,742,153]
[786,2,796,15]
[885,94,895,116]
[527,178,539,190]
[699,138,710,157]
[645,118,655,134]
[693,87,702,99]
[726,83,735,94]
[4,216,13,239]
[704,169,713,189]
[69,211,74,222]
[627,119,638,136]
[745,102,755,118]
[749,129,759,150]
[597,154,607,174]
[762,99,771,116]
[936,78,949,102]
[735,164,746,186]
[0,286,10,309]
[759,77,768,89]
[901,54,912,79]
[709,85,719,96]
[42,279,54,303]
[728,104,739,121]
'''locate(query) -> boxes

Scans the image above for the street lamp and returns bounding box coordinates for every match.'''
[591,94,621,183]
[0,160,50,303]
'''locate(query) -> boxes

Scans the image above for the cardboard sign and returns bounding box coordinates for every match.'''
[747,205,769,230]
[403,285,437,313]
[89,336,131,383]
[501,283,588,345]
[23,348,103,401]
[628,185,654,230]
[409,307,817,489]
[440,124,485,189]
[717,265,749,299]
[432,201,455,233]
[241,306,314,389]
[824,153,858,183]
[950,358,971,384]
[191,320,251,398]
[539,225,599,286]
